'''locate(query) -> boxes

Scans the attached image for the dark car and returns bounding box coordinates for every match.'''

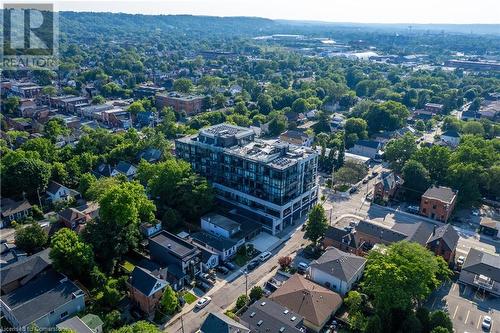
[223,262,236,270]
[216,266,230,275]
[349,187,357,194]
[247,260,259,271]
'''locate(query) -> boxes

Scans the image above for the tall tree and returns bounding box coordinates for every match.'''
[402,160,431,199]
[305,204,329,244]
[50,228,94,279]
[160,285,179,315]
[15,222,48,254]
[384,133,418,172]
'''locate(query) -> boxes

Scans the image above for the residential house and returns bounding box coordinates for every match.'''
[115,161,137,180]
[425,224,460,264]
[9,82,42,98]
[0,243,27,268]
[140,221,162,237]
[93,163,120,178]
[46,181,81,203]
[127,266,168,315]
[191,231,239,262]
[195,243,220,272]
[239,298,305,333]
[308,247,366,296]
[149,231,202,290]
[323,219,459,264]
[0,268,85,330]
[57,314,103,333]
[440,130,461,147]
[101,108,131,129]
[1,198,32,228]
[199,312,250,333]
[459,248,500,297]
[348,140,383,159]
[420,186,458,222]
[373,171,402,202]
[0,248,52,294]
[424,103,444,113]
[58,202,99,232]
[138,148,163,163]
[279,130,313,147]
[269,274,342,332]
[461,110,479,121]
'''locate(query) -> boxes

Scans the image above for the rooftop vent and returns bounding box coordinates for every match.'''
[261,301,266,306]
[257,320,263,326]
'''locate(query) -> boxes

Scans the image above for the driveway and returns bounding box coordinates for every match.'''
[426,279,500,333]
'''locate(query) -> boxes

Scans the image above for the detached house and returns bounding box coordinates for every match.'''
[46,181,81,203]
[420,186,457,222]
[308,247,366,296]
[349,140,383,159]
[373,171,402,202]
[127,267,168,315]
[1,198,32,228]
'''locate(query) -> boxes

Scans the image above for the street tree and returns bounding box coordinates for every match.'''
[305,204,329,244]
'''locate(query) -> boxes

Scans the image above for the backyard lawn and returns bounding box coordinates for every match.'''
[233,253,251,267]
[121,261,135,273]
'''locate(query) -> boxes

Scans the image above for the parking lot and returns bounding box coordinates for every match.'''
[426,279,500,333]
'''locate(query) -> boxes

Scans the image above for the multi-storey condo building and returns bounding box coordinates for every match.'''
[175,124,319,235]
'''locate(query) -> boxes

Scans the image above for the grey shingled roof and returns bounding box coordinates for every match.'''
[129,266,167,297]
[200,312,250,333]
[462,248,500,282]
[1,268,83,327]
[310,247,366,282]
[422,186,457,204]
[426,224,459,250]
[1,248,51,286]
[191,231,237,252]
[57,316,94,333]
[356,220,407,243]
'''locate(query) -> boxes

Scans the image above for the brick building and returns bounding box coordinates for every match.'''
[156,92,204,116]
[420,186,457,222]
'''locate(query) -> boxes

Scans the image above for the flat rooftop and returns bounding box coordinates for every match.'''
[149,231,197,258]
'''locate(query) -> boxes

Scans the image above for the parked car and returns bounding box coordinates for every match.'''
[247,260,259,271]
[216,266,229,275]
[223,262,236,270]
[196,296,211,309]
[482,316,492,331]
[371,171,379,177]
[471,209,480,216]
[297,262,309,273]
[349,187,357,194]
[259,251,272,262]
[407,205,420,214]
[362,178,369,184]
[456,255,465,267]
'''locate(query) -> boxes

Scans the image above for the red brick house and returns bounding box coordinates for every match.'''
[373,172,402,202]
[127,267,168,315]
[420,186,457,222]
[156,92,204,116]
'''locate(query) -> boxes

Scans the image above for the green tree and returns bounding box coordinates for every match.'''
[2,157,52,199]
[401,314,423,333]
[412,146,451,185]
[3,96,20,114]
[429,310,453,333]
[43,118,70,142]
[84,181,155,271]
[305,204,328,244]
[402,160,431,199]
[173,78,193,93]
[384,133,418,172]
[249,286,264,302]
[50,228,94,279]
[364,101,409,133]
[236,294,249,310]
[101,278,121,308]
[15,222,48,254]
[364,315,382,333]
[160,285,179,315]
[416,307,431,333]
[268,113,287,136]
[361,242,451,318]
[344,118,368,145]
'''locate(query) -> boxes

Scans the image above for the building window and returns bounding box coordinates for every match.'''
[60,311,68,319]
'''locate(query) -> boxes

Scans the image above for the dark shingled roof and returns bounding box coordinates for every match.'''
[462,248,500,282]
[200,312,250,333]
[356,220,407,244]
[46,181,66,195]
[310,247,366,282]
[355,140,381,149]
[0,268,83,327]
[191,231,237,252]
[422,186,457,203]
[240,298,304,333]
[1,248,51,286]
[129,266,167,297]
[426,224,459,250]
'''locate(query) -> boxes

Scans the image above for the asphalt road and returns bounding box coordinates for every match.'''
[164,224,310,333]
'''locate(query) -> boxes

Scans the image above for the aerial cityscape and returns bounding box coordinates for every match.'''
[0,1,499,333]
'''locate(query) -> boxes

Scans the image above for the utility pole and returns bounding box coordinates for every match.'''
[180,315,185,333]
[245,270,248,297]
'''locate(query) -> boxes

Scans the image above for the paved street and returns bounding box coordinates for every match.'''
[164,222,311,333]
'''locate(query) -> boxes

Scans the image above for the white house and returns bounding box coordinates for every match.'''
[308,247,366,296]
[201,213,241,239]
[348,140,383,159]
[46,181,80,203]
[441,130,461,148]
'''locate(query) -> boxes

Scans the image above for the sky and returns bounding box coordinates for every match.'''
[34,0,500,24]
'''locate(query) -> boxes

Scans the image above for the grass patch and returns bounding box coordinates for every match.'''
[121,261,135,273]
[180,291,197,304]
[233,253,251,267]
